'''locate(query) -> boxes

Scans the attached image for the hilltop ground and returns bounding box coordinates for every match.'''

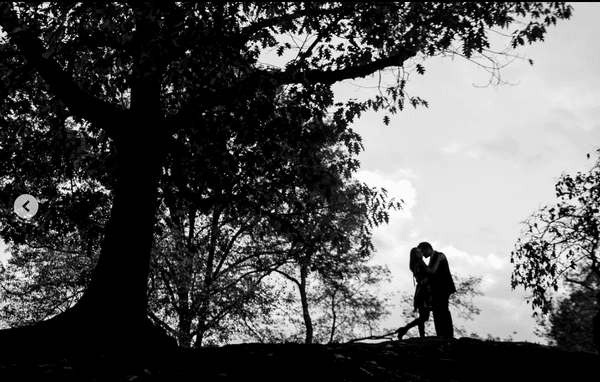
[0,336,598,381]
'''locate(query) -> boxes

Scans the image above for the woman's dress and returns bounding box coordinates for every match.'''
[412,260,432,312]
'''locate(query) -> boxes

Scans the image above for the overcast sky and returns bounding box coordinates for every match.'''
[2,3,599,344]
[337,2,600,342]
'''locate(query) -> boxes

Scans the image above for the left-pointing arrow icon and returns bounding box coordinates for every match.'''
[14,194,39,219]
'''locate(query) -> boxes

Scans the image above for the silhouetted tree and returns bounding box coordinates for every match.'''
[312,263,393,344]
[268,145,400,344]
[0,2,573,354]
[511,149,600,354]
[534,269,599,353]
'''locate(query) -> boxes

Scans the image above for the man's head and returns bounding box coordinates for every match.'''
[417,242,434,258]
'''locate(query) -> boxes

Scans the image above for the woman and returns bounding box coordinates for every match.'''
[396,247,438,340]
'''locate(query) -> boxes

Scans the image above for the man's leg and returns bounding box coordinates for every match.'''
[431,293,442,336]
[443,295,454,338]
[432,293,453,338]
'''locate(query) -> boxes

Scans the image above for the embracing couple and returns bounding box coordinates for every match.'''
[397,242,456,340]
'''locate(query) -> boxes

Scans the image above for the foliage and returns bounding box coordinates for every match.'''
[468,331,517,342]
[0,244,89,326]
[450,275,484,321]
[534,270,599,353]
[265,141,401,344]
[511,149,600,315]
[311,263,394,344]
[0,94,397,347]
[0,2,574,348]
[0,129,111,327]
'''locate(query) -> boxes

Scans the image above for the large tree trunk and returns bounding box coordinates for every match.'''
[0,126,168,358]
[76,129,163,316]
[0,3,177,361]
[0,79,172,360]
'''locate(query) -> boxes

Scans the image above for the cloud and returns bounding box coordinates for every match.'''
[354,170,419,273]
[463,149,483,159]
[487,253,504,269]
[480,275,498,293]
[478,132,522,157]
[543,87,599,113]
[441,141,461,154]
[437,245,506,277]
[353,170,417,220]
[391,168,419,180]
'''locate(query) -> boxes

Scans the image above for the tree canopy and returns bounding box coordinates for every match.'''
[534,269,599,353]
[0,2,574,355]
[511,148,600,353]
[511,149,600,313]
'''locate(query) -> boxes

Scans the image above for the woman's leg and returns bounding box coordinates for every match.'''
[417,309,430,337]
[403,317,421,330]
[399,308,430,339]
[397,316,420,339]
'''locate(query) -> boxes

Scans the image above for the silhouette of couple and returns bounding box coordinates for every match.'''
[397,242,456,340]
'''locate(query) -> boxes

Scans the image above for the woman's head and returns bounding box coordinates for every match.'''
[409,247,422,272]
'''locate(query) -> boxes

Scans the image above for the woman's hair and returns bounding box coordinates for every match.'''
[409,247,420,273]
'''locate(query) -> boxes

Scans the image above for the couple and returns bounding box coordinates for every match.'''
[397,242,456,339]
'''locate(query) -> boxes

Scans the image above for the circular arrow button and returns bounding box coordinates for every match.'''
[14,194,39,219]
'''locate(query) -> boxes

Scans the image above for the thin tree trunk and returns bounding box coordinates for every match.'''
[193,204,221,348]
[194,327,206,348]
[178,311,193,348]
[177,207,197,348]
[329,290,337,344]
[594,290,600,354]
[300,262,313,344]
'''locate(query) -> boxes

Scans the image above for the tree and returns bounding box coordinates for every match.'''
[0,94,385,347]
[311,263,394,344]
[534,269,599,353]
[0,130,112,328]
[0,84,382,347]
[0,2,573,355]
[511,149,600,354]
[265,140,400,344]
[146,113,377,348]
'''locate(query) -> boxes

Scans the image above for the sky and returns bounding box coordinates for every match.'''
[332,2,600,342]
[1,3,599,344]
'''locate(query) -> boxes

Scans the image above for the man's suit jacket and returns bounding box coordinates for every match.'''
[429,251,457,297]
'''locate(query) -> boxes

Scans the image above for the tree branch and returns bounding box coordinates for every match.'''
[232,6,342,49]
[148,310,178,337]
[0,3,129,139]
[346,329,398,343]
[167,42,419,130]
[273,268,301,289]
[564,277,596,292]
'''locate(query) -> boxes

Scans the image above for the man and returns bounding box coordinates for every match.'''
[417,242,456,338]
